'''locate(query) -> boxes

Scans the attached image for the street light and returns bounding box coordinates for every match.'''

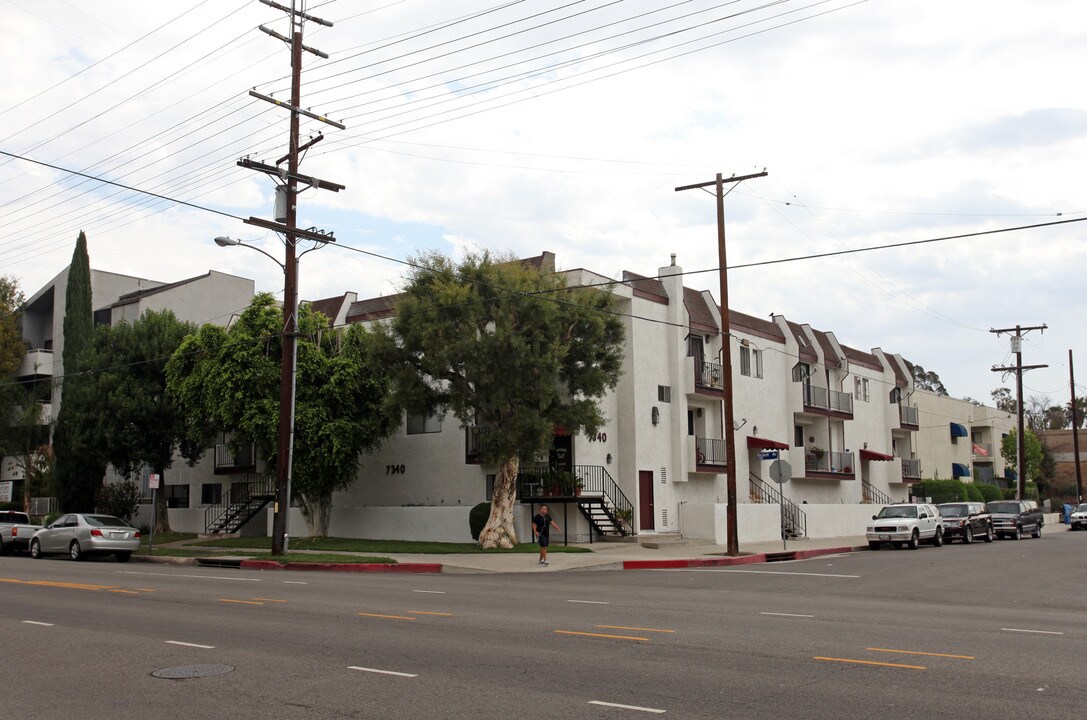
[214,235,297,554]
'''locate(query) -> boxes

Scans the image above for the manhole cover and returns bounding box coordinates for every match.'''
[153,664,235,680]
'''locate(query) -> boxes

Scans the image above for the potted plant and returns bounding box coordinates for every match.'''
[811,446,826,459]
[616,507,633,528]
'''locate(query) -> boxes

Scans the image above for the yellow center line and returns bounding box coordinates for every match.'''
[220,599,265,605]
[137,588,156,592]
[597,625,674,634]
[251,598,288,603]
[109,589,139,594]
[815,656,926,670]
[866,647,975,660]
[0,578,114,591]
[357,612,416,621]
[555,630,648,642]
[408,611,453,616]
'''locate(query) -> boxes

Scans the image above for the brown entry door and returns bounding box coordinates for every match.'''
[638,470,655,531]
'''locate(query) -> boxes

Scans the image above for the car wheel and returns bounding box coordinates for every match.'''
[907,530,920,550]
[962,526,973,544]
[868,541,880,550]
[1031,523,1042,539]
[932,528,944,547]
[1013,526,1022,540]
[69,541,84,561]
[115,552,132,563]
[984,525,995,543]
[30,539,41,559]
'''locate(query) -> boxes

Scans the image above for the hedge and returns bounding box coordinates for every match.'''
[469,502,491,541]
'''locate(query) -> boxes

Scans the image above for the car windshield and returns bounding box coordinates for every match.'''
[84,515,130,528]
[877,506,918,519]
[938,505,968,517]
[1076,504,1087,513]
[987,502,1019,514]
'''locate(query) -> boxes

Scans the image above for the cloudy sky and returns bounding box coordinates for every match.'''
[1,0,1084,408]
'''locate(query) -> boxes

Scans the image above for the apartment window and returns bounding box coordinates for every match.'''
[406,413,442,434]
[92,308,111,326]
[854,377,869,402]
[658,385,671,403]
[165,484,190,509]
[794,425,805,447]
[201,483,222,505]
[740,346,751,376]
[752,349,763,379]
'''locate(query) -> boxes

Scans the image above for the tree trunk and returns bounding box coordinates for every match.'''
[299,493,331,537]
[154,466,172,534]
[478,456,519,549]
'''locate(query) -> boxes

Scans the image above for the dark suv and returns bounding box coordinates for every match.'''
[937,502,994,544]
[986,500,1044,540]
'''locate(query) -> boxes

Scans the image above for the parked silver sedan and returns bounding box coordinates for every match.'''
[30,514,141,563]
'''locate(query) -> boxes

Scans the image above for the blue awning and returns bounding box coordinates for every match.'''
[950,422,969,438]
[1004,468,1017,480]
[952,462,971,478]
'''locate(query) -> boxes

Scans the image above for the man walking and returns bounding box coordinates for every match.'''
[532,505,560,566]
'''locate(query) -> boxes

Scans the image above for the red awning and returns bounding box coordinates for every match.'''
[747,436,789,451]
[859,449,894,462]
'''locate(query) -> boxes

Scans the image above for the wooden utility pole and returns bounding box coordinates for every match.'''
[675,170,767,557]
[243,0,344,555]
[991,324,1047,500]
[1070,349,1083,502]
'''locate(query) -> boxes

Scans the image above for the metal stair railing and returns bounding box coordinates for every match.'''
[204,474,275,534]
[861,479,894,505]
[749,473,807,538]
[517,464,636,537]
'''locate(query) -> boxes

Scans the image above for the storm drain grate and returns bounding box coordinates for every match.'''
[153,664,235,680]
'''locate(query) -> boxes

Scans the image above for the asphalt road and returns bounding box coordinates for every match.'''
[2,527,1085,719]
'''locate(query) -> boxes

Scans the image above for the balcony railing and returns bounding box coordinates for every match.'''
[695,358,723,391]
[899,404,919,427]
[214,443,256,472]
[804,450,854,475]
[802,385,853,415]
[901,457,922,480]
[465,426,490,463]
[695,436,727,466]
[972,442,993,458]
[17,349,53,378]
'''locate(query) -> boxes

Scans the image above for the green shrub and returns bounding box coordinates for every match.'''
[912,479,967,503]
[1001,488,1018,500]
[469,502,491,541]
[1024,481,1040,502]
[0,501,20,511]
[975,482,1003,502]
[964,483,985,502]
[95,480,141,522]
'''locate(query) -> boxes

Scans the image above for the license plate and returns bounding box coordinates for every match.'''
[110,531,125,538]
[879,534,890,541]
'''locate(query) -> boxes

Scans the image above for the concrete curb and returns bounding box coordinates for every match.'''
[240,559,443,573]
[622,545,860,570]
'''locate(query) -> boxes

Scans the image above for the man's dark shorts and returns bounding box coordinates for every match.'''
[537,534,549,548]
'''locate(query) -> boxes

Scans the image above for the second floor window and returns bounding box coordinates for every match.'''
[854,377,869,402]
[740,346,763,379]
[406,413,443,434]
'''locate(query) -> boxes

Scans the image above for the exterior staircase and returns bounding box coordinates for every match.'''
[517,464,636,538]
[204,475,275,535]
[749,472,807,538]
[861,479,895,505]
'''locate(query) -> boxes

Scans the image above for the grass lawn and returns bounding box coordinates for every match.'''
[140,532,198,547]
[189,536,593,554]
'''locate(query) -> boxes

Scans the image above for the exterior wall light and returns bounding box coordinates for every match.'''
[651,406,660,426]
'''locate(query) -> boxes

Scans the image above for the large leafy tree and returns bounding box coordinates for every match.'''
[83,310,198,532]
[166,293,399,535]
[905,361,948,396]
[1001,428,1043,484]
[53,231,105,511]
[0,275,24,378]
[991,387,1017,413]
[381,250,624,549]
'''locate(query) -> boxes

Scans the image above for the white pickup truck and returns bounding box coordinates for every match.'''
[0,510,43,554]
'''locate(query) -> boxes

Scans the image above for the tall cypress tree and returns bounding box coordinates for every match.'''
[53,231,104,511]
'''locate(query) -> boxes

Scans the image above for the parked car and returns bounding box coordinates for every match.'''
[866,502,944,550]
[29,514,141,562]
[1069,503,1087,531]
[986,500,1044,540]
[0,510,43,554]
[936,502,994,544]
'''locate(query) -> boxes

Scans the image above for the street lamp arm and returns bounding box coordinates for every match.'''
[214,236,286,272]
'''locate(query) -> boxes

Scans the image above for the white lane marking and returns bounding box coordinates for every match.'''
[589,700,666,714]
[1001,628,1064,636]
[411,590,445,594]
[567,599,609,605]
[166,641,216,649]
[119,571,260,582]
[283,581,308,585]
[23,620,55,626]
[690,569,860,579]
[348,666,417,678]
[760,612,815,618]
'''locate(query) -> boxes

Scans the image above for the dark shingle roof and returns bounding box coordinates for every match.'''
[345,294,401,323]
[683,288,718,334]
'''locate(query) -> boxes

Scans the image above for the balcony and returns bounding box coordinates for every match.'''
[692,358,724,394]
[691,436,727,473]
[465,426,490,464]
[898,403,919,430]
[214,443,256,474]
[17,349,53,379]
[802,385,853,418]
[900,457,922,482]
[803,450,855,479]
[972,442,993,459]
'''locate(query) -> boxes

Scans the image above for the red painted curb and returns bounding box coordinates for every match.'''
[791,546,856,560]
[238,560,443,573]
